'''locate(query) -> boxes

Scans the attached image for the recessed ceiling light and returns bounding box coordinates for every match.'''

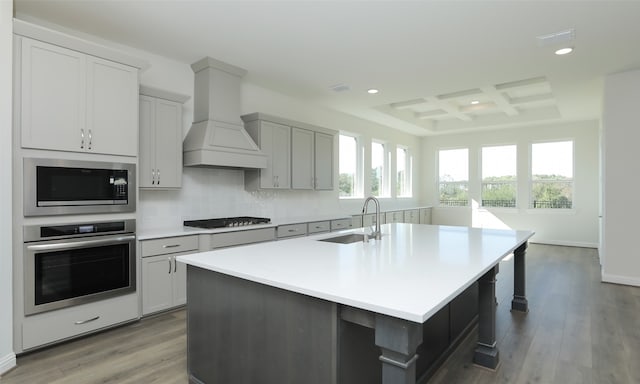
[470,100,480,105]
[555,47,573,55]
[367,88,379,94]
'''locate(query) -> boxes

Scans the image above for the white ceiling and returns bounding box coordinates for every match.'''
[13,0,640,136]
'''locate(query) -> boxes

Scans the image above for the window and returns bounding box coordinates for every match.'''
[339,134,359,198]
[397,146,412,197]
[531,141,573,209]
[482,145,517,207]
[371,141,387,197]
[438,148,468,206]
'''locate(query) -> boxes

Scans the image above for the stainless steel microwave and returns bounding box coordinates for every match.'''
[24,158,136,216]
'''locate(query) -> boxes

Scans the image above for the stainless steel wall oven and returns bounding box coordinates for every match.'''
[23,220,136,315]
[23,158,136,216]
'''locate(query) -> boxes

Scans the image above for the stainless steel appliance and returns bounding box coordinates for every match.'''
[23,219,136,315]
[23,158,136,216]
[184,216,271,229]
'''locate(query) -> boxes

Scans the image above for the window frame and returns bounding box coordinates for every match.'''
[480,144,518,209]
[396,145,412,198]
[371,140,389,198]
[529,139,575,210]
[338,133,363,199]
[437,147,469,207]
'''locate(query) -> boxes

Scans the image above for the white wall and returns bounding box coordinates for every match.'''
[422,120,600,247]
[0,0,16,375]
[601,69,640,286]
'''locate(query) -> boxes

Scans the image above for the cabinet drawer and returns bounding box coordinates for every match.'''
[211,228,275,249]
[22,293,138,351]
[277,223,308,238]
[330,218,352,231]
[141,235,199,257]
[386,211,404,223]
[308,221,330,234]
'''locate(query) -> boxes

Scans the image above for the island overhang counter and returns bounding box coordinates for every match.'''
[178,223,534,384]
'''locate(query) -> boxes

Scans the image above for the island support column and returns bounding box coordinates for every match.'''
[473,265,499,369]
[374,314,423,384]
[511,242,529,312]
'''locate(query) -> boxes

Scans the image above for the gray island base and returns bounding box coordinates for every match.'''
[180,224,533,384]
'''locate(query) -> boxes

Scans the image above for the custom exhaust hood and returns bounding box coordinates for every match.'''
[183,57,267,169]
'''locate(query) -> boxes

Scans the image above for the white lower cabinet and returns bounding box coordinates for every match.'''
[277,223,308,239]
[404,209,420,224]
[386,211,404,223]
[22,293,138,351]
[308,221,331,234]
[330,218,353,231]
[420,207,432,224]
[141,235,198,315]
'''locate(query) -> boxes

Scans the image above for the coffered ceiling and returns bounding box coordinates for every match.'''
[13,1,640,136]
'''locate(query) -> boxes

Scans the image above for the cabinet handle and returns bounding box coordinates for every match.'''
[75,316,99,325]
[152,169,156,185]
[288,229,298,233]
[80,129,85,149]
[157,169,160,185]
[163,244,180,249]
[173,257,177,273]
[168,257,172,274]
[276,175,279,188]
[88,129,92,150]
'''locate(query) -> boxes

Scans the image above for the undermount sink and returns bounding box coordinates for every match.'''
[319,233,366,244]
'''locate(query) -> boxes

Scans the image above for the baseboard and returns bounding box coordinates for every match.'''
[0,352,17,376]
[601,273,640,287]
[529,239,599,249]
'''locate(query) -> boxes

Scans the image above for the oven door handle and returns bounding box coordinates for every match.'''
[25,235,136,252]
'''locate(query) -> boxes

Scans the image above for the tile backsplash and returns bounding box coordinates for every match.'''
[138,167,342,230]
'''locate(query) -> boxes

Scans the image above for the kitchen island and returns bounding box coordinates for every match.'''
[178,223,534,384]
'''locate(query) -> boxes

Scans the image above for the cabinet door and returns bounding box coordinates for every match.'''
[420,208,432,224]
[142,255,174,315]
[21,38,86,152]
[291,127,314,189]
[404,209,420,224]
[172,256,187,307]
[154,99,183,188]
[260,121,291,189]
[270,122,291,189]
[138,96,156,188]
[86,56,138,156]
[314,132,334,190]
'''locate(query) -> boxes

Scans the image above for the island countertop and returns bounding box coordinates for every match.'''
[178,223,534,323]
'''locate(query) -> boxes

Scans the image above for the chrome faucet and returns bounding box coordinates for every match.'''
[362,196,382,240]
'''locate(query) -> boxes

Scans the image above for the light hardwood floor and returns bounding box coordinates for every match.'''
[1,244,638,384]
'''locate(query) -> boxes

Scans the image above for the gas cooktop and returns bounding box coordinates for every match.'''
[184,216,271,229]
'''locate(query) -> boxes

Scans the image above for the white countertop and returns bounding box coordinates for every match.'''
[178,223,534,323]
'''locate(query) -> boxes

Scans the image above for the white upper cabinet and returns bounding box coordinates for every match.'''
[242,113,336,192]
[244,119,291,190]
[314,132,334,190]
[292,128,335,190]
[85,56,138,156]
[139,87,188,189]
[291,127,315,189]
[20,37,138,156]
